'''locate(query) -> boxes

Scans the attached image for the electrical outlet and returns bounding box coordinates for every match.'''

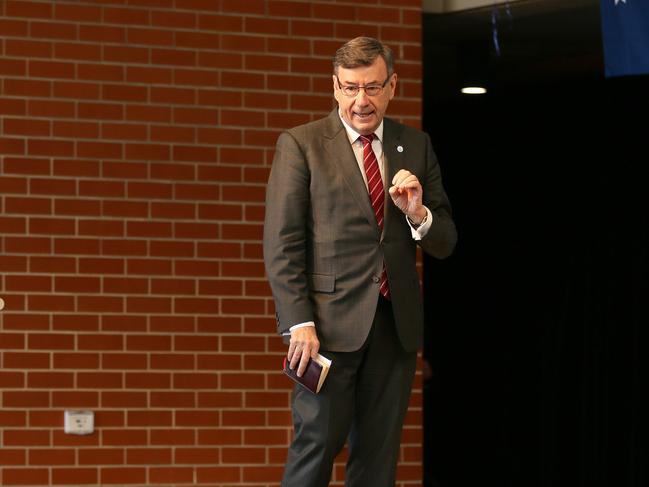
[64,410,94,435]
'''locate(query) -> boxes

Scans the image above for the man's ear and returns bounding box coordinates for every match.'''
[388,73,398,100]
[333,75,341,103]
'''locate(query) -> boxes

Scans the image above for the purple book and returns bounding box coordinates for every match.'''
[282,353,331,394]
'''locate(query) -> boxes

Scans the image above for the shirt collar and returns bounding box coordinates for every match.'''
[338,110,384,145]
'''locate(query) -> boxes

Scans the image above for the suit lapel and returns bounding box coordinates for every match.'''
[382,118,404,241]
[323,110,380,233]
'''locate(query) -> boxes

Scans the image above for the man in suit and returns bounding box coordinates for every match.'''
[263,37,457,487]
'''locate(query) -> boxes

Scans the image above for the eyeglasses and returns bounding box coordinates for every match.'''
[335,74,392,97]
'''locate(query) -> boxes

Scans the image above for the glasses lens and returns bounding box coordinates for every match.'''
[365,86,381,96]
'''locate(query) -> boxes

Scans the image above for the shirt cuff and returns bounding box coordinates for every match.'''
[282,321,316,336]
[407,206,433,241]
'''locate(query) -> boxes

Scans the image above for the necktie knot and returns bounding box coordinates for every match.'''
[358,133,375,146]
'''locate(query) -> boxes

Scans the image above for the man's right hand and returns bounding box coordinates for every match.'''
[288,326,320,377]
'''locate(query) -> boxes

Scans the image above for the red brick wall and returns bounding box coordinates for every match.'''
[0,1,423,485]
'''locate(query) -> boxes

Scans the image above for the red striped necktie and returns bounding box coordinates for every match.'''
[358,134,390,300]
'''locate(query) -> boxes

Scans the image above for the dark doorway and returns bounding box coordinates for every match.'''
[421,2,649,486]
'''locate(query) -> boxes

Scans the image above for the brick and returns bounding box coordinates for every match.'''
[150,353,195,370]
[1,468,49,486]
[54,199,101,217]
[0,332,25,350]
[100,467,146,485]
[81,140,127,158]
[104,45,149,64]
[0,255,28,271]
[102,84,148,102]
[150,392,195,408]
[221,447,266,466]
[153,10,196,28]
[0,97,27,115]
[29,60,76,79]
[51,468,98,484]
[173,372,218,389]
[104,7,149,25]
[175,410,219,426]
[6,38,53,57]
[77,333,123,351]
[126,448,172,464]
[197,317,241,334]
[243,465,285,482]
[268,37,310,55]
[0,216,27,233]
[0,17,29,36]
[102,353,147,370]
[78,448,124,465]
[2,313,50,331]
[29,217,76,235]
[54,353,100,369]
[79,24,125,43]
[4,352,50,369]
[0,371,25,387]
[28,333,74,349]
[245,17,289,35]
[125,373,171,390]
[54,238,100,255]
[197,391,242,408]
[126,66,173,85]
[0,58,27,76]
[101,239,147,257]
[4,78,51,97]
[53,121,100,138]
[77,372,124,389]
[104,280,149,299]
[29,256,76,274]
[3,118,50,136]
[54,42,101,61]
[30,20,76,39]
[150,428,195,446]
[78,63,124,82]
[101,391,147,407]
[53,159,99,177]
[197,429,242,446]
[54,3,101,21]
[3,429,51,446]
[0,411,27,427]
[0,449,26,466]
[101,201,147,219]
[78,102,124,121]
[197,51,242,70]
[174,447,219,464]
[268,0,312,17]
[102,161,148,179]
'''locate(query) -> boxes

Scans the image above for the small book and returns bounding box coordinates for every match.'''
[282,353,332,394]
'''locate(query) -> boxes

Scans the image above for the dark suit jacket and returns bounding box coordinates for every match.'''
[263,109,457,352]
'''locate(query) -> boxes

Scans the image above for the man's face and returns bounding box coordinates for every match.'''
[333,57,397,135]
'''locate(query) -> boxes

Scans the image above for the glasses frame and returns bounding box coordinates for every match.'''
[335,74,392,98]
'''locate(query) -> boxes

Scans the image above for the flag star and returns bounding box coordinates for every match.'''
[615,0,626,4]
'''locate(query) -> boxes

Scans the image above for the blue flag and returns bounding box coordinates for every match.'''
[600,0,649,77]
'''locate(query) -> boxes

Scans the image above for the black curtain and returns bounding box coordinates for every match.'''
[421,41,649,487]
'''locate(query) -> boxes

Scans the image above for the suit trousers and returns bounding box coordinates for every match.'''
[281,297,418,487]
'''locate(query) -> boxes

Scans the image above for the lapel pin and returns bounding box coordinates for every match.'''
[397,145,403,153]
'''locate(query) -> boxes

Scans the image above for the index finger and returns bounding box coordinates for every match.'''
[296,349,311,377]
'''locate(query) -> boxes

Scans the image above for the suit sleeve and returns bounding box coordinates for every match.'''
[418,133,458,259]
[263,131,314,335]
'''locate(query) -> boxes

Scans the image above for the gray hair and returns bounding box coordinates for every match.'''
[333,37,394,75]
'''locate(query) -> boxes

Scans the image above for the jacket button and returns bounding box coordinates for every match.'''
[372,276,380,283]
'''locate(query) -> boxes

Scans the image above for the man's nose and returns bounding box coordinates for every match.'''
[354,89,370,104]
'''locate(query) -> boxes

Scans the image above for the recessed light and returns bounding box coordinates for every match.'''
[461,87,487,95]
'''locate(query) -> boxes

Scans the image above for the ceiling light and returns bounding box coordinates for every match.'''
[461,86,487,95]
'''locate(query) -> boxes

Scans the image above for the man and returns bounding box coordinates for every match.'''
[263,37,457,486]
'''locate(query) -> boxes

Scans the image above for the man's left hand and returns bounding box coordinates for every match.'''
[389,169,426,224]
